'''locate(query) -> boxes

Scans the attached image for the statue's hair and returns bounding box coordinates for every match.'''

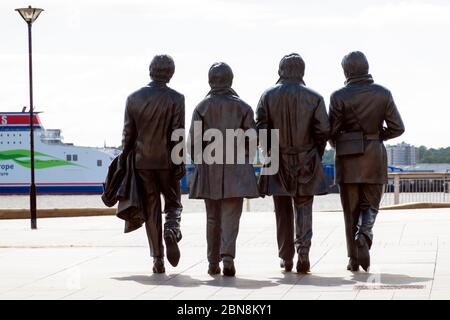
[149,54,175,83]
[208,62,233,88]
[341,51,369,77]
[278,53,305,80]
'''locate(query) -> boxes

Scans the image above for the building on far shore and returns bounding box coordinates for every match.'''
[386,142,417,166]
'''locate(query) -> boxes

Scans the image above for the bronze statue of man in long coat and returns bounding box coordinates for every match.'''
[329,51,405,272]
[256,53,330,273]
[188,62,259,277]
[121,54,185,273]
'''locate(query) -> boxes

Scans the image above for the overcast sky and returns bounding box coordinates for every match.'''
[1,0,449,148]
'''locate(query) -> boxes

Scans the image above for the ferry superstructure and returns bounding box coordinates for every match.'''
[0,112,118,194]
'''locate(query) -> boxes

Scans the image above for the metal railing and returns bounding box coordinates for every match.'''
[381,172,450,206]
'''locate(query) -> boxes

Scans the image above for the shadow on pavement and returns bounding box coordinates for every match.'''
[113,271,432,290]
[350,273,432,285]
[272,272,355,286]
[203,276,278,289]
[113,274,278,289]
[271,271,432,287]
[112,274,204,288]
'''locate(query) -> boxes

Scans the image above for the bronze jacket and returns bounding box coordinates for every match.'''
[101,152,146,233]
[188,88,260,200]
[329,74,405,184]
[121,81,185,170]
[256,79,330,196]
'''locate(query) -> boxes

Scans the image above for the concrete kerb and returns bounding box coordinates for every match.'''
[0,208,116,219]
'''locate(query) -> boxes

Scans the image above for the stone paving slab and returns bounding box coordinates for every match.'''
[0,208,449,300]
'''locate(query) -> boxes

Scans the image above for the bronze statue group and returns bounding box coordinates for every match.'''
[103,51,404,277]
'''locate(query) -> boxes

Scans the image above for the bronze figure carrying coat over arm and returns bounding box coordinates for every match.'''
[188,62,259,277]
[256,53,330,274]
[329,51,405,272]
[121,54,185,273]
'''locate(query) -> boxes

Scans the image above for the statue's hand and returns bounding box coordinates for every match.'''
[173,164,186,181]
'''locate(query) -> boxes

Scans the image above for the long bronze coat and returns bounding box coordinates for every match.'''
[256,79,330,196]
[329,75,405,184]
[121,81,185,170]
[188,87,259,200]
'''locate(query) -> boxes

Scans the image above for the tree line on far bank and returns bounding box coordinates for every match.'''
[323,146,450,164]
[415,146,450,163]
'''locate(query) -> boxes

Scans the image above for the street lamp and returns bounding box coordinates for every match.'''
[15,6,44,230]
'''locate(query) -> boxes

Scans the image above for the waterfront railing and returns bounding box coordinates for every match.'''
[381,172,450,206]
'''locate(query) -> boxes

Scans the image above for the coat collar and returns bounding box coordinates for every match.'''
[276,78,306,86]
[148,80,167,88]
[206,87,239,97]
[345,74,374,86]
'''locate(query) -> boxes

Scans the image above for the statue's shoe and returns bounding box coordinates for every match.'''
[280,259,293,272]
[208,263,221,275]
[347,258,360,272]
[356,237,370,272]
[152,257,165,274]
[296,255,310,274]
[222,260,236,277]
[164,229,180,267]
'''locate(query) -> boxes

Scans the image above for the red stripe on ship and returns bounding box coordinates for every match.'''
[1,114,41,125]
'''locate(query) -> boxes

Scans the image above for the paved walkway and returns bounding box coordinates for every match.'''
[0,208,449,300]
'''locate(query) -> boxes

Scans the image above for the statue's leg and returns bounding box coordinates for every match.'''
[273,196,295,262]
[219,197,243,260]
[293,196,313,255]
[137,170,163,258]
[293,195,313,273]
[145,212,163,258]
[355,184,383,271]
[159,170,183,241]
[137,170,164,273]
[157,170,182,267]
[220,197,243,276]
[339,183,361,271]
[356,183,383,247]
[204,199,222,265]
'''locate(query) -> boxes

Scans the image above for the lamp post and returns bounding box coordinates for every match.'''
[15,6,43,230]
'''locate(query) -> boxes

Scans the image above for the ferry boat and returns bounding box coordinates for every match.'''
[0,112,119,194]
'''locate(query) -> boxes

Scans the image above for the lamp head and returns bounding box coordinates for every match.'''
[15,6,43,24]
